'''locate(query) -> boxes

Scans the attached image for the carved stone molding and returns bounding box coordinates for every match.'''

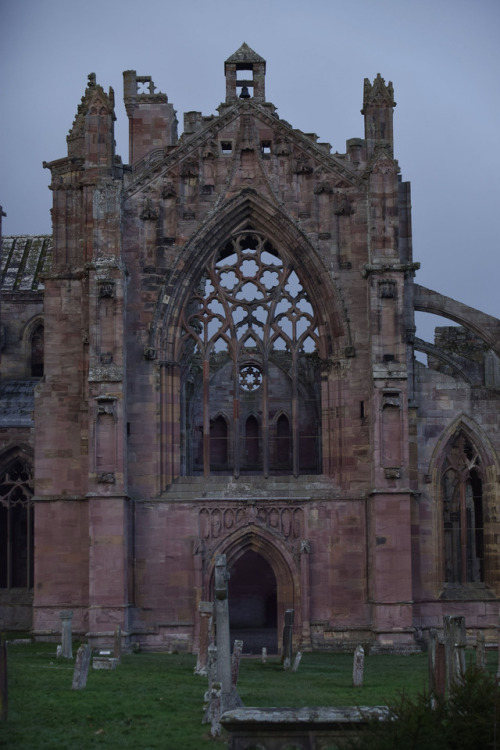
[197,501,304,550]
[98,279,115,298]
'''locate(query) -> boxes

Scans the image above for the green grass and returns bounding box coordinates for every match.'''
[1,643,494,749]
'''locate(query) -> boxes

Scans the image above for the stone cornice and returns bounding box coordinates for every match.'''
[361,261,420,278]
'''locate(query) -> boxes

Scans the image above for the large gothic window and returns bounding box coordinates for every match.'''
[442,433,484,584]
[0,455,34,588]
[179,231,321,477]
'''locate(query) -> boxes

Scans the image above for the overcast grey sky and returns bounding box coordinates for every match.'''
[1,0,499,341]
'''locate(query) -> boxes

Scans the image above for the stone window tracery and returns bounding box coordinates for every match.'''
[0,456,34,588]
[442,432,484,584]
[179,231,321,477]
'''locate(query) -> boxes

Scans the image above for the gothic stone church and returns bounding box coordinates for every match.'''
[2,44,500,652]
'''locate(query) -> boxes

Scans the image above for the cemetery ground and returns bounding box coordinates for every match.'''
[1,641,498,749]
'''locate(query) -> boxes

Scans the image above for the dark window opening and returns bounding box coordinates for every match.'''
[442,433,484,585]
[220,141,233,154]
[0,456,34,589]
[244,415,260,470]
[210,415,228,470]
[31,324,44,377]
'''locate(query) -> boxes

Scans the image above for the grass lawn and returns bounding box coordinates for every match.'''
[1,642,490,749]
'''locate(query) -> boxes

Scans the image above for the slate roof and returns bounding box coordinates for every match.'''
[0,379,35,427]
[0,235,52,292]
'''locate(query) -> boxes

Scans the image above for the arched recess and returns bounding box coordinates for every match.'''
[0,446,34,589]
[204,524,303,651]
[153,190,350,485]
[428,415,500,594]
[22,315,44,378]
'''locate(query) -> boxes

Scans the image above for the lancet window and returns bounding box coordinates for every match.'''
[179,231,321,477]
[0,455,34,589]
[442,432,484,584]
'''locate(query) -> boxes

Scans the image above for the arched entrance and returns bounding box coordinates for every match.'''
[204,523,304,655]
[228,550,278,653]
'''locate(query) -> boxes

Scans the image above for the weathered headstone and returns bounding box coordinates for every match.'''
[60,610,74,659]
[443,615,466,693]
[292,651,302,673]
[203,644,222,736]
[195,601,213,676]
[497,619,500,683]
[92,656,119,670]
[352,645,364,687]
[476,630,486,671]
[214,555,241,711]
[114,625,122,664]
[261,647,267,664]
[282,609,294,669]
[231,640,243,688]
[72,643,92,690]
[428,628,446,698]
[0,637,7,720]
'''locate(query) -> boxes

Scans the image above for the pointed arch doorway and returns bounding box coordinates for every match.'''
[228,550,278,654]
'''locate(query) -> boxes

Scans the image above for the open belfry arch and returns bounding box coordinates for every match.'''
[2,43,499,650]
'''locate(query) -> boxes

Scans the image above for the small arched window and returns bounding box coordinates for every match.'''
[0,455,34,588]
[442,433,484,584]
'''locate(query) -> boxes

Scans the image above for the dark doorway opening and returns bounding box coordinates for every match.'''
[228,550,278,654]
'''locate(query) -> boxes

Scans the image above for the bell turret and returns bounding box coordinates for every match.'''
[225,42,266,104]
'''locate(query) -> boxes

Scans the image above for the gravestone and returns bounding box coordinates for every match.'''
[72,643,91,690]
[231,640,243,688]
[93,657,119,670]
[204,643,222,737]
[262,647,267,664]
[497,619,500,683]
[114,625,121,664]
[443,615,466,693]
[0,637,7,720]
[292,651,302,673]
[282,609,294,669]
[195,601,213,676]
[352,645,364,687]
[476,630,486,671]
[214,555,241,711]
[60,610,74,659]
[428,628,446,698]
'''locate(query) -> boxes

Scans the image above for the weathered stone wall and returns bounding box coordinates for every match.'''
[2,45,499,651]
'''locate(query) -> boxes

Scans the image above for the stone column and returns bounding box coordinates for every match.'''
[214,555,241,711]
[114,625,122,664]
[60,610,74,659]
[428,628,446,698]
[195,601,213,676]
[476,630,486,671]
[282,609,294,668]
[0,636,7,720]
[444,615,466,694]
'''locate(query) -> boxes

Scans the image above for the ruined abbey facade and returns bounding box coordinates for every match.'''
[1,44,500,652]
